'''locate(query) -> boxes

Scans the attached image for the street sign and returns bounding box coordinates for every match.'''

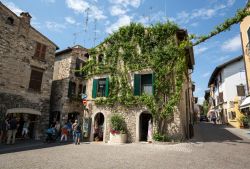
[82,100,87,105]
[81,94,87,99]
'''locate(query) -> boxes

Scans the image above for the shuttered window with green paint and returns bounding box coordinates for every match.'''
[92,79,98,98]
[105,77,109,97]
[134,74,141,96]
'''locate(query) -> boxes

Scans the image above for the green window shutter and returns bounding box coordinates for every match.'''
[68,81,72,98]
[92,79,98,98]
[152,73,155,96]
[134,74,141,96]
[248,27,250,42]
[105,77,109,97]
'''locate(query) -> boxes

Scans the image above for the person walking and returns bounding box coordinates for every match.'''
[60,123,68,142]
[7,116,18,144]
[55,121,61,140]
[22,120,29,139]
[72,120,81,145]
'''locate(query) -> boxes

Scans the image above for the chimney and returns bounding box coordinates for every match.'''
[18,12,32,36]
[20,12,32,25]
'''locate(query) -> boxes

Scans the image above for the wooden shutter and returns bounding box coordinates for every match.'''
[248,27,250,42]
[29,69,43,91]
[152,73,155,96]
[68,81,72,98]
[219,92,223,103]
[40,45,47,60]
[105,77,109,97]
[134,74,141,96]
[75,58,80,77]
[92,79,98,98]
[34,42,41,58]
[237,85,245,96]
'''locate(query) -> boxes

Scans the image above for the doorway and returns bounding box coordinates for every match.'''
[93,112,104,141]
[139,112,152,141]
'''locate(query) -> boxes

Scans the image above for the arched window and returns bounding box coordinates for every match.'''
[6,17,14,25]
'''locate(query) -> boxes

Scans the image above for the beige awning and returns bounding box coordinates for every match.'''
[240,96,250,109]
[6,108,41,116]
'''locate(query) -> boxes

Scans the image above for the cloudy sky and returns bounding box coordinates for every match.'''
[1,0,247,103]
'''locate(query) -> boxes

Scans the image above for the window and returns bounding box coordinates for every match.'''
[92,78,109,98]
[98,54,104,63]
[237,85,245,96]
[228,111,236,120]
[6,17,14,25]
[134,74,153,96]
[68,81,76,98]
[248,27,250,42]
[34,42,47,60]
[75,58,85,77]
[28,68,43,91]
[219,92,223,103]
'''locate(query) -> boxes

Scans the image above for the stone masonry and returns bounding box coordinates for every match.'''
[0,2,58,139]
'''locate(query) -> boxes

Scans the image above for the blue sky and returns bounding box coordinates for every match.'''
[2,0,248,103]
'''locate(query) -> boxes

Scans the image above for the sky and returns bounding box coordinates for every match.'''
[1,0,248,104]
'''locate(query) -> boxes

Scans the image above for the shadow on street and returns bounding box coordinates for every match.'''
[191,122,250,144]
[0,140,78,155]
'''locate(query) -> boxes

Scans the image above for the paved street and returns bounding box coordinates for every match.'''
[0,122,250,169]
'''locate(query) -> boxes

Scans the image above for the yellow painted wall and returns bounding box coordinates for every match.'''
[240,14,250,93]
[227,97,245,128]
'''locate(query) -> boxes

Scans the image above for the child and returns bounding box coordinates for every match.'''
[60,124,68,142]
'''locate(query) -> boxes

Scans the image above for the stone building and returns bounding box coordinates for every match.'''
[0,2,58,139]
[50,45,89,127]
[78,27,195,143]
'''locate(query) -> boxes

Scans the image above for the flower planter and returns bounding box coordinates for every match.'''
[109,133,127,143]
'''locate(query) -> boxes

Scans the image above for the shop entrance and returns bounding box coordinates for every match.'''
[68,112,80,123]
[93,112,104,141]
[139,112,152,141]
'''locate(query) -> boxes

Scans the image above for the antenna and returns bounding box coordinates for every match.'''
[149,6,153,24]
[94,19,97,46]
[84,8,90,32]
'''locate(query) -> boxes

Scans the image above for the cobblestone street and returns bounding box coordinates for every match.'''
[0,122,250,169]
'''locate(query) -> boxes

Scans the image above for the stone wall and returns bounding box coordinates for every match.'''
[0,2,57,138]
[51,46,88,124]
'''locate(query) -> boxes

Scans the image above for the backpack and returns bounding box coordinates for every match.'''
[76,125,81,132]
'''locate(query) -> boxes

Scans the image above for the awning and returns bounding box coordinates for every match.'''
[6,108,41,116]
[240,96,250,109]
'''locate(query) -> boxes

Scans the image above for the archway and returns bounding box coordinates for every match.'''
[93,112,104,141]
[139,112,152,141]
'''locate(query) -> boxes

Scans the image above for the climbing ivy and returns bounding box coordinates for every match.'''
[193,2,250,46]
[82,22,191,121]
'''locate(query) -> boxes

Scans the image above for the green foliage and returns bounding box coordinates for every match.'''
[193,3,250,46]
[110,114,126,132]
[153,132,170,142]
[83,22,189,120]
[202,100,209,115]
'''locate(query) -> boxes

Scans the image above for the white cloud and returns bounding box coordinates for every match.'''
[221,35,241,52]
[195,46,208,55]
[65,16,76,24]
[172,0,235,25]
[202,72,210,78]
[46,21,66,32]
[3,2,23,15]
[110,6,127,16]
[106,15,131,34]
[65,0,89,13]
[89,6,106,20]
[109,0,141,8]
[65,0,106,20]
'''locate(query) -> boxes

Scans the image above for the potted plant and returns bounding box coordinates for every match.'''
[242,116,249,128]
[109,114,127,143]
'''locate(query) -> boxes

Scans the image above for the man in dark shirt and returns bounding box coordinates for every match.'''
[7,117,18,144]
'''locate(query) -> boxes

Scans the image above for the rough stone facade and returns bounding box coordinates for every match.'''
[0,2,58,139]
[50,45,89,125]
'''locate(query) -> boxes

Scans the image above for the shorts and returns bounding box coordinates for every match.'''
[75,132,81,138]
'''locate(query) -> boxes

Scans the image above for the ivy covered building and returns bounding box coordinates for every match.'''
[80,23,195,143]
[53,23,195,143]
